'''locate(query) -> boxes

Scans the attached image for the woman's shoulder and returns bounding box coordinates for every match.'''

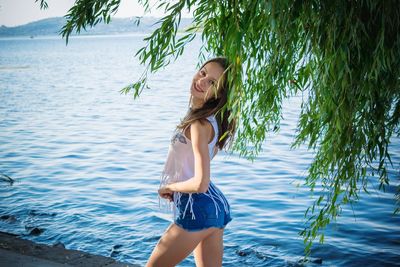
[186,117,215,143]
[191,118,213,131]
[195,115,217,132]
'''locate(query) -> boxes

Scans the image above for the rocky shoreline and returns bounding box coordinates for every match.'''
[0,231,140,267]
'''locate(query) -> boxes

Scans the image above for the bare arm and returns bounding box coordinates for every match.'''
[164,119,212,194]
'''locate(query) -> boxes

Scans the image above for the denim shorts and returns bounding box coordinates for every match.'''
[173,184,233,232]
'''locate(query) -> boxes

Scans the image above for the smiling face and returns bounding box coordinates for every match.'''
[190,61,225,103]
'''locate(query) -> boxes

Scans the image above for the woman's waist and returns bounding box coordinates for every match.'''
[175,181,225,199]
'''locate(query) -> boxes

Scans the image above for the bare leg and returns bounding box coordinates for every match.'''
[193,227,224,267]
[146,223,220,267]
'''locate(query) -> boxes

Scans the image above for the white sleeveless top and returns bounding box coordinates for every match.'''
[158,114,230,220]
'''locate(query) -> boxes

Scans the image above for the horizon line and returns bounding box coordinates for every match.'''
[0,15,194,28]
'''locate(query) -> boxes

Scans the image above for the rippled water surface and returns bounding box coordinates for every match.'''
[1,35,399,266]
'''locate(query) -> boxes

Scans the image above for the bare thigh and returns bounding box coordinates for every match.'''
[193,227,224,267]
[146,223,220,267]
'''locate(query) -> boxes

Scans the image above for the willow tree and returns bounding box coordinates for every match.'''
[36,0,399,256]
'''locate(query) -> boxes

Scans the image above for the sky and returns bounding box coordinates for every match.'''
[0,0,192,27]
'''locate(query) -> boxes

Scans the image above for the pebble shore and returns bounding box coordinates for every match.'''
[0,231,141,267]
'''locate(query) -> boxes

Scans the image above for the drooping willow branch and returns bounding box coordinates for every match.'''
[36,0,400,257]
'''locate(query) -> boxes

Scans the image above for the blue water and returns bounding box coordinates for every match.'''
[0,34,399,267]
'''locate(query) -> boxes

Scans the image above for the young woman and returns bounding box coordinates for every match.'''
[146,57,236,267]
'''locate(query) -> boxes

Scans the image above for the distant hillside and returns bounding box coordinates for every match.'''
[0,17,193,37]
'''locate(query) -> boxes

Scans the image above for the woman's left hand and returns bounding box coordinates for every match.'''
[158,186,174,202]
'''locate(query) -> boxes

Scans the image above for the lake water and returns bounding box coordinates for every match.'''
[0,34,399,267]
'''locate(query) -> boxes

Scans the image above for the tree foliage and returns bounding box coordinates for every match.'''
[37,0,400,256]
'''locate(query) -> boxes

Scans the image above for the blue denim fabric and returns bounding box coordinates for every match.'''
[174,185,233,232]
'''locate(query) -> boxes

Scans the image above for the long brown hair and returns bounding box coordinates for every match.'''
[176,57,237,151]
